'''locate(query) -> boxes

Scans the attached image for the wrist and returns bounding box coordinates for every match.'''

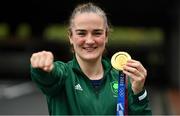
[132,87,144,95]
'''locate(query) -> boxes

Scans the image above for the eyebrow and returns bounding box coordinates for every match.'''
[93,29,104,32]
[75,29,104,32]
[75,29,86,32]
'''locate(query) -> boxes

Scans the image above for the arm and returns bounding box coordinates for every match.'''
[30,51,67,96]
[123,59,152,115]
[127,83,152,115]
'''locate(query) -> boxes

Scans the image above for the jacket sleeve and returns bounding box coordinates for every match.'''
[31,61,67,96]
[128,82,152,115]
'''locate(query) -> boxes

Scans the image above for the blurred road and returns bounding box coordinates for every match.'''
[0,80,48,115]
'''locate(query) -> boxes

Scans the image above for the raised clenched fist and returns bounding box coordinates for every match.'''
[30,51,54,72]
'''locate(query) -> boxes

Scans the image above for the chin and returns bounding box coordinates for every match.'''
[82,54,101,61]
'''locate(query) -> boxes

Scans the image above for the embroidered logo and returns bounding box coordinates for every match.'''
[75,84,83,91]
[110,81,118,97]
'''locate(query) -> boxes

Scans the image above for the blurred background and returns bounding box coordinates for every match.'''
[0,0,180,115]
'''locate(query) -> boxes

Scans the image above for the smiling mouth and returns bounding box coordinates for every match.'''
[83,47,97,51]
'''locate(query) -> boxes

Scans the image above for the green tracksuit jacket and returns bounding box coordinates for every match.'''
[31,57,152,115]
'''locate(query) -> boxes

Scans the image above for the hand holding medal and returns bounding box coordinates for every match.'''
[111,51,147,116]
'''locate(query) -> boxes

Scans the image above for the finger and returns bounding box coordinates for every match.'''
[44,52,54,67]
[123,65,143,77]
[31,53,39,68]
[30,54,35,67]
[126,59,141,68]
[40,51,52,67]
[123,69,145,84]
[123,70,139,81]
[42,65,54,72]
[43,66,50,72]
[126,59,147,76]
[127,59,141,64]
[38,52,46,68]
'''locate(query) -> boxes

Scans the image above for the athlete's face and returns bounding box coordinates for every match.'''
[69,13,108,62]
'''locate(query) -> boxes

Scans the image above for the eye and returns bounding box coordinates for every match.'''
[93,31,103,36]
[78,32,85,35]
[77,31,86,37]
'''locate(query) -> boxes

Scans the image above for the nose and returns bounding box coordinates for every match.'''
[85,34,95,44]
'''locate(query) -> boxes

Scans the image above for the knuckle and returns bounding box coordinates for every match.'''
[31,53,37,59]
[48,52,53,57]
[137,61,141,64]
[128,72,133,78]
[139,77,145,83]
[45,61,52,67]
[132,68,138,74]
[30,56,33,62]
[136,63,141,68]
[144,69,147,77]
[30,53,37,62]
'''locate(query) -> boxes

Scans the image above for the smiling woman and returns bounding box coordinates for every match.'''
[30,2,152,115]
[69,12,107,63]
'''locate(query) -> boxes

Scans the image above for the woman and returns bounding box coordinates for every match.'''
[30,2,152,115]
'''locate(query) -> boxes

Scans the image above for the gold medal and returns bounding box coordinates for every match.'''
[111,51,131,70]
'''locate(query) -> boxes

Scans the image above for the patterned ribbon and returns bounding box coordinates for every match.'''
[117,72,126,116]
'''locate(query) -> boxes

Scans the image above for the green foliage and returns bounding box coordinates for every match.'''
[43,24,68,43]
[109,26,164,46]
[16,23,31,40]
[0,23,9,39]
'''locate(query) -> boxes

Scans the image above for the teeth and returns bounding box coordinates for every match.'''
[86,48,94,50]
[84,47,96,51]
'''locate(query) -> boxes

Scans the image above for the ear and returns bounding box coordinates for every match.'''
[105,37,108,43]
[68,30,73,44]
[105,35,108,43]
[105,30,108,43]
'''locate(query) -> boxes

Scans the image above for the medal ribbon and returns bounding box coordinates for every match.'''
[117,71,126,116]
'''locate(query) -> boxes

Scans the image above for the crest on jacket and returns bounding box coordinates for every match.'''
[110,81,118,97]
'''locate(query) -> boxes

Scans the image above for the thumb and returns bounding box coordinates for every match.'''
[42,64,54,72]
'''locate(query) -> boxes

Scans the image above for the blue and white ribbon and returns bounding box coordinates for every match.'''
[117,72,126,116]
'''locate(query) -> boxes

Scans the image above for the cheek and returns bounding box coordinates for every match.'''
[72,37,85,46]
[96,37,106,46]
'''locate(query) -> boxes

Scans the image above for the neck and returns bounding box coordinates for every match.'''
[76,55,104,80]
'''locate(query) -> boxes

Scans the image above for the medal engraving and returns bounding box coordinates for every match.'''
[111,51,131,70]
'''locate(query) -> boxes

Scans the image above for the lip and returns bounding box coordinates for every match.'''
[83,47,97,51]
